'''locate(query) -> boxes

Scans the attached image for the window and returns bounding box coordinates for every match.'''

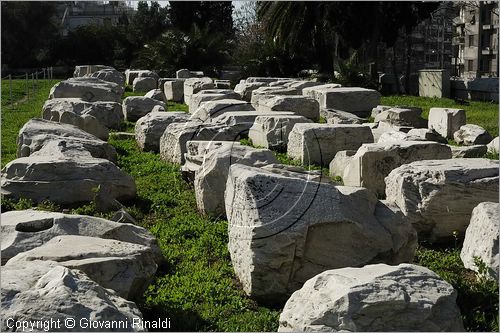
[469,35,476,47]
[468,59,474,71]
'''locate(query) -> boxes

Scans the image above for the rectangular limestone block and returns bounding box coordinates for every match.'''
[287,124,374,166]
[257,95,320,121]
[428,107,466,139]
[163,80,184,102]
[342,141,452,198]
[318,87,381,117]
[249,115,313,151]
[385,158,498,243]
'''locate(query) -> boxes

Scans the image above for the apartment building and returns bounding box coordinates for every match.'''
[453,1,499,78]
[383,2,456,75]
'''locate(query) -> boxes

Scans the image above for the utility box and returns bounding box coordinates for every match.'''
[418,69,450,98]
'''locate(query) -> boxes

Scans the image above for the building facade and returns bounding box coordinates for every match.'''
[453,1,499,78]
[382,3,456,76]
[56,1,135,36]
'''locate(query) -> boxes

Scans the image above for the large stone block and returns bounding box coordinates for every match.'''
[234,82,267,101]
[250,86,301,109]
[181,140,232,182]
[144,88,167,103]
[343,141,452,198]
[176,68,191,78]
[405,128,447,143]
[321,87,381,117]
[283,80,324,92]
[487,136,499,154]
[1,143,136,205]
[454,124,493,145]
[2,261,144,332]
[450,144,488,158]
[189,89,240,113]
[122,96,166,122]
[257,95,320,121]
[211,111,294,126]
[385,158,499,242]
[246,77,292,83]
[49,77,123,103]
[249,115,313,151]
[74,65,110,77]
[225,164,417,302]
[159,121,248,164]
[16,118,116,162]
[302,83,342,103]
[125,69,158,85]
[287,124,374,166]
[460,202,499,279]
[374,107,426,128]
[278,264,464,332]
[8,235,157,300]
[135,112,188,152]
[43,98,124,129]
[133,77,157,93]
[183,77,215,106]
[190,99,254,122]
[1,210,161,265]
[194,142,278,217]
[163,79,185,102]
[329,150,356,178]
[42,103,109,140]
[323,109,365,124]
[428,107,466,139]
[87,67,125,87]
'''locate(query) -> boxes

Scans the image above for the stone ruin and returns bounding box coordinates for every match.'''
[2,64,498,331]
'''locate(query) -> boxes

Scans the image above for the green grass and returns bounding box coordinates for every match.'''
[108,137,280,331]
[1,79,59,168]
[168,100,188,113]
[415,245,499,331]
[1,91,498,331]
[381,95,499,137]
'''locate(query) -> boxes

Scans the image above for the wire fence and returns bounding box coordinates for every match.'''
[1,67,55,107]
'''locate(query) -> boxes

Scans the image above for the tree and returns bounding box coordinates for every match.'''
[169,1,234,38]
[257,1,439,79]
[127,1,169,45]
[257,2,336,74]
[1,2,59,67]
[134,25,230,76]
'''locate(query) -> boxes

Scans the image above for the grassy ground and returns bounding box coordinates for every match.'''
[1,89,498,331]
[1,79,59,168]
[381,95,499,137]
[109,137,280,331]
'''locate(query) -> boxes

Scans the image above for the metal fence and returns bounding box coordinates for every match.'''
[1,67,54,107]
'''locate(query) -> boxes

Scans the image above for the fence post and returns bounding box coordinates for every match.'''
[31,73,35,95]
[25,73,29,99]
[35,71,38,91]
[9,74,12,107]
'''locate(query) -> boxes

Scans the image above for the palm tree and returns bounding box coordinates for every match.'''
[257,2,337,74]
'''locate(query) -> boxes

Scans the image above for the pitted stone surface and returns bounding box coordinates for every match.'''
[225,164,417,302]
[385,158,499,242]
[287,124,374,166]
[278,264,464,332]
